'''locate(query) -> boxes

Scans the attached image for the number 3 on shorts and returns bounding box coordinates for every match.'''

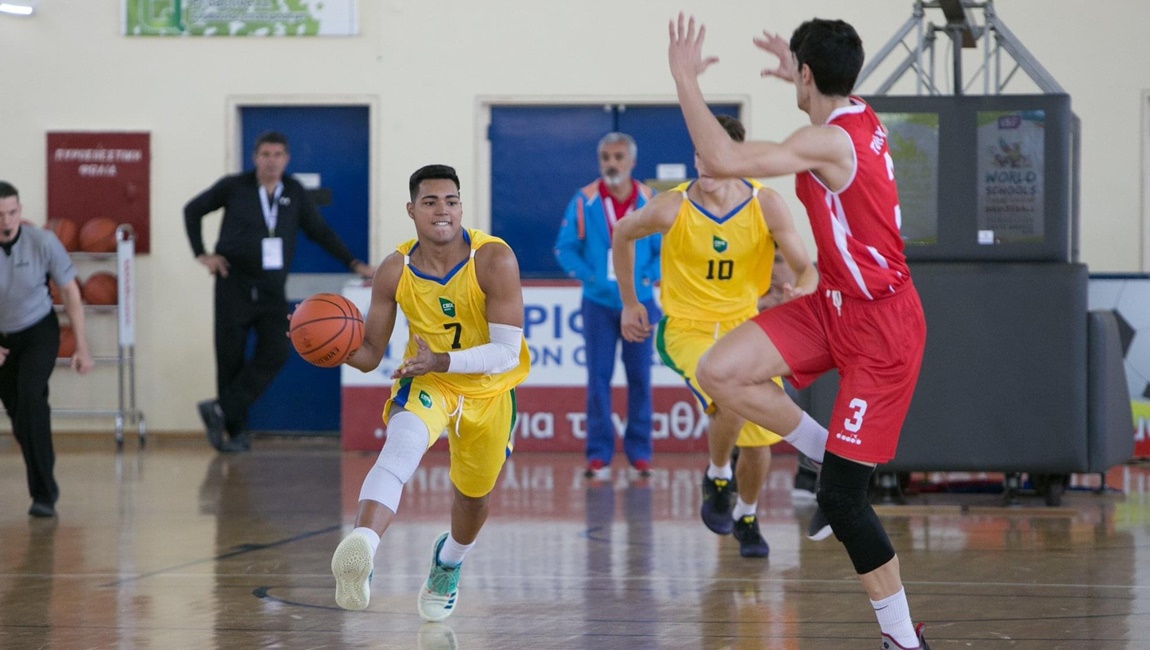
[843,398,868,433]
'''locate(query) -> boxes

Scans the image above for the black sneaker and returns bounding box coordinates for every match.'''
[805,504,833,541]
[792,453,819,504]
[28,502,56,518]
[220,432,251,453]
[880,622,930,649]
[197,399,226,451]
[732,514,770,558]
[700,472,738,535]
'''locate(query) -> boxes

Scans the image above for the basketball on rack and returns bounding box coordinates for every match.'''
[58,324,75,359]
[45,218,79,252]
[82,271,118,305]
[289,293,365,368]
[78,218,118,253]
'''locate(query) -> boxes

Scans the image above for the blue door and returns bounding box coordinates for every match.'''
[240,105,370,434]
[489,103,740,278]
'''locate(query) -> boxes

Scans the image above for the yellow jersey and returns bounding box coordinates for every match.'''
[659,179,775,321]
[395,228,530,398]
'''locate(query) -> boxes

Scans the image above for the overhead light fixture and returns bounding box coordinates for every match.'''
[0,1,38,16]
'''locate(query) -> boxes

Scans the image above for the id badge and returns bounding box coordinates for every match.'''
[262,237,284,270]
[606,247,617,281]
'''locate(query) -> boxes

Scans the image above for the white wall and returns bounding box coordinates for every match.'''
[1,0,1146,432]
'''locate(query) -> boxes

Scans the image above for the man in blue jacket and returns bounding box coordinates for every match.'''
[554,132,661,479]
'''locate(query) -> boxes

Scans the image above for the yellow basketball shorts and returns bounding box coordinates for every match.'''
[655,315,784,447]
[384,376,517,498]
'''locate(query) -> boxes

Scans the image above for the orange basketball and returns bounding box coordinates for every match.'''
[82,271,118,305]
[58,325,76,359]
[45,218,79,252]
[289,293,364,368]
[48,280,62,305]
[78,218,118,253]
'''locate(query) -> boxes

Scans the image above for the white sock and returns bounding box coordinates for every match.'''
[707,462,733,480]
[782,412,828,463]
[732,498,756,520]
[352,527,381,554]
[871,588,916,647]
[437,534,474,568]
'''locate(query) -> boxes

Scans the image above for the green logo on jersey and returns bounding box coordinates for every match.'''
[712,236,728,253]
[418,390,433,409]
[438,297,456,317]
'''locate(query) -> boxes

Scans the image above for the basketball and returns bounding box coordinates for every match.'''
[45,218,79,252]
[48,280,62,305]
[83,271,118,305]
[78,217,118,253]
[58,324,75,359]
[289,293,364,368]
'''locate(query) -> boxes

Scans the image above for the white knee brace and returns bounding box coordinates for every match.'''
[358,410,430,512]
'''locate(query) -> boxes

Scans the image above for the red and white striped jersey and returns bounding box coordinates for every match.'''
[795,97,910,301]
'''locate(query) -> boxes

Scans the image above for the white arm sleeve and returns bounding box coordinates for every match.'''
[447,322,523,375]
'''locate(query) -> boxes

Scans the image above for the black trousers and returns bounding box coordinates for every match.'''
[0,311,61,505]
[213,274,290,439]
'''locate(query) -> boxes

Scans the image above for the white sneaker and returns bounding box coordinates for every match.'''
[332,532,374,610]
[417,532,461,621]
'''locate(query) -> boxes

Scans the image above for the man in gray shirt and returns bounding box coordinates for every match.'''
[0,181,93,518]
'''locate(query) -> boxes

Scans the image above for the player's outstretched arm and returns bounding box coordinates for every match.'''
[346,252,403,372]
[614,192,677,342]
[669,14,851,183]
[758,188,818,301]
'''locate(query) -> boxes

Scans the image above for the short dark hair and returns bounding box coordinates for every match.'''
[716,115,746,143]
[409,165,460,201]
[0,181,18,201]
[253,131,290,153]
[790,19,864,97]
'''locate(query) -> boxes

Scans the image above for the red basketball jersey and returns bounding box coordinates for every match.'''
[795,98,910,301]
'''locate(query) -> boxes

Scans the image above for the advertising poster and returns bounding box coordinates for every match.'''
[976,110,1046,244]
[46,132,151,253]
[123,0,358,36]
[878,112,940,245]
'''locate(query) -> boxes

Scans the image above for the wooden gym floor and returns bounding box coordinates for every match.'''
[0,435,1147,649]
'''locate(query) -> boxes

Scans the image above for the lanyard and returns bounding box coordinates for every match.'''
[603,183,635,238]
[258,183,284,236]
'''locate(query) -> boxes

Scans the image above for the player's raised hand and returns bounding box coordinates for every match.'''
[668,12,719,82]
[753,30,793,82]
[621,302,652,343]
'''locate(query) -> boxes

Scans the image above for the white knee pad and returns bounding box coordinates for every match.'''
[358,410,431,512]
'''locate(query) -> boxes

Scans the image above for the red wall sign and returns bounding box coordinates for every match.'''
[46,132,151,253]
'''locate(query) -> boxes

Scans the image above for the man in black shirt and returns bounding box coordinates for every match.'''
[184,131,373,452]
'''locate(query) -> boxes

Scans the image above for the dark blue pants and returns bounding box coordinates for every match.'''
[581,298,659,465]
[0,311,61,506]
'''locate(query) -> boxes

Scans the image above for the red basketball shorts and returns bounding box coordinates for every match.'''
[752,284,926,463]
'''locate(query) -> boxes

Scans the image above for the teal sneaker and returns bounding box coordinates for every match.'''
[332,531,374,611]
[417,532,461,621]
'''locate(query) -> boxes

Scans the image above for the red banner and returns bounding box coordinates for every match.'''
[46,132,151,253]
[342,385,711,453]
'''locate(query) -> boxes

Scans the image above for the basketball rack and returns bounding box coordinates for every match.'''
[52,224,146,448]
[855,0,1065,96]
